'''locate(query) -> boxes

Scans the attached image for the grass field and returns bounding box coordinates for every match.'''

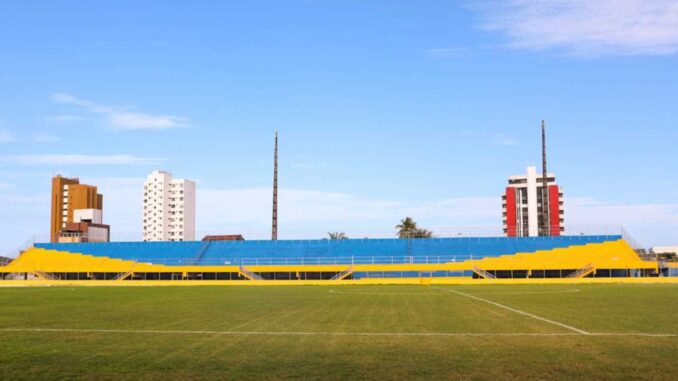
[0,284,676,380]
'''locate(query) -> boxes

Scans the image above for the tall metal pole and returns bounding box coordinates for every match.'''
[541,120,550,236]
[272,131,279,241]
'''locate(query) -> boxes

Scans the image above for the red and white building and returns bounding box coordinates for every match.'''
[502,166,564,237]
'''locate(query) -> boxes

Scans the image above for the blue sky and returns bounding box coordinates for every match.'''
[1,0,677,252]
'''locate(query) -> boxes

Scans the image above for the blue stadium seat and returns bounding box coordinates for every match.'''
[35,235,621,266]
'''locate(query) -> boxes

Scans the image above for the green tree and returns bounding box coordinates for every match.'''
[396,217,417,238]
[395,217,433,239]
[327,232,348,240]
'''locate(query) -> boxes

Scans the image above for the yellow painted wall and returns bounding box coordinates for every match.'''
[1,277,677,287]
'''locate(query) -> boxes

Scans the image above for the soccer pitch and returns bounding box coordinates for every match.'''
[1,284,676,380]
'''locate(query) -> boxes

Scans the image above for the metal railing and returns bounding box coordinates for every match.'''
[3,236,37,260]
[98,254,527,266]
[239,266,264,280]
[330,266,354,280]
[472,266,496,279]
[621,226,644,251]
[566,263,594,278]
[23,225,625,245]
[238,255,469,266]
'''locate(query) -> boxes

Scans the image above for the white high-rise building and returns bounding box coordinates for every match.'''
[143,170,196,242]
[502,166,564,237]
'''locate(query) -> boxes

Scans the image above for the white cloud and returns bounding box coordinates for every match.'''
[52,92,189,130]
[1,154,164,166]
[0,130,61,143]
[199,188,495,223]
[32,134,61,143]
[195,190,678,244]
[50,115,85,123]
[2,177,677,251]
[565,197,678,246]
[475,0,678,56]
[52,92,108,112]
[109,111,188,130]
[0,183,10,190]
[62,180,503,240]
[567,197,678,225]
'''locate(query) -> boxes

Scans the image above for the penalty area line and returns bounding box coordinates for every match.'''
[0,328,675,338]
[432,286,591,335]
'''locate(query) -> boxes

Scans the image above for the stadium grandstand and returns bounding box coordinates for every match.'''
[0,233,661,283]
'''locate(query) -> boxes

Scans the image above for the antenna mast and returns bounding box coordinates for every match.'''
[272,131,279,241]
[541,120,550,236]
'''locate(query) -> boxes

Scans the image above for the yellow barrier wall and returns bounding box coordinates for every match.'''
[1,277,677,287]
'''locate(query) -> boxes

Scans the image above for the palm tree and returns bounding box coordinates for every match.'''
[396,217,417,238]
[328,232,348,240]
[396,217,433,239]
[396,217,418,238]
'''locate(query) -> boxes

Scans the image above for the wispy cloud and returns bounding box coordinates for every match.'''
[49,114,85,123]
[567,197,678,226]
[1,154,164,166]
[108,111,187,130]
[566,197,678,246]
[149,185,678,243]
[474,0,678,56]
[52,92,189,130]
[32,134,61,143]
[2,177,678,250]
[196,190,678,244]
[0,129,61,144]
[0,182,10,190]
[197,188,500,238]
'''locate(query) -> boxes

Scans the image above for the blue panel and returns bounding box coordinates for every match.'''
[34,235,622,266]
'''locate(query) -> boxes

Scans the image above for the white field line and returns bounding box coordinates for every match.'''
[473,289,581,296]
[328,290,435,296]
[327,289,581,296]
[432,287,591,335]
[0,328,675,338]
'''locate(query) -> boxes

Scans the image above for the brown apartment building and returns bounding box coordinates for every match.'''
[50,175,109,243]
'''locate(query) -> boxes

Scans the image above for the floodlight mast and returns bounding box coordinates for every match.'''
[541,120,550,236]
[272,131,279,241]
